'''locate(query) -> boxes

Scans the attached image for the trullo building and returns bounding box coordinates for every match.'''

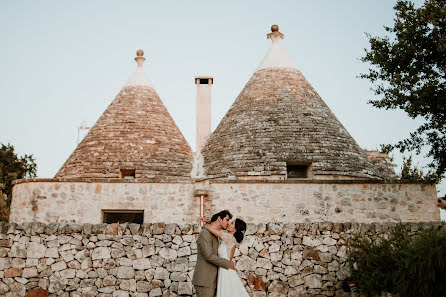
[10,26,439,224]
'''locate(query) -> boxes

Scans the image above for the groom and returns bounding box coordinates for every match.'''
[192,210,236,297]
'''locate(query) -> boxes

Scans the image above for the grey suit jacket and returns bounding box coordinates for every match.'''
[192,228,231,288]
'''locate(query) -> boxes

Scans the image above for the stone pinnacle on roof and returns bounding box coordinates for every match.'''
[257,24,297,71]
[267,24,284,41]
[125,49,153,87]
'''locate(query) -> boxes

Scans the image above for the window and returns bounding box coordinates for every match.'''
[287,163,311,178]
[102,210,144,224]
[120,169,135,179]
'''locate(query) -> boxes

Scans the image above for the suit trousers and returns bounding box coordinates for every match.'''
[195,285,216,297]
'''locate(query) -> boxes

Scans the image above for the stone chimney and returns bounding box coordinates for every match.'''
[195,76,213,153]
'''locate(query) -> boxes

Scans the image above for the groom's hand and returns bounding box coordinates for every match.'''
[230,261,236,270]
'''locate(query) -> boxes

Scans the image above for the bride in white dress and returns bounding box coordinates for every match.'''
[202,218,250,297]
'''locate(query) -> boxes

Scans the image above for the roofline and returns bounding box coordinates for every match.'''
[12,177,434,186]
[12,178,193,185]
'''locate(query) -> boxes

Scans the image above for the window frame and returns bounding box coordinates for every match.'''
[101,209,144,224]
[286,162,312,179]
[120,169,136,179]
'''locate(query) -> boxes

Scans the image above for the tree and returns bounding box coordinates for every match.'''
[0,143,37,221]
[400,155,425,180]
[379,144,426,181]
[361,0,446,182]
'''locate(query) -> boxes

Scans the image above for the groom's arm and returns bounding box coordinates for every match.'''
[198,231,231,270]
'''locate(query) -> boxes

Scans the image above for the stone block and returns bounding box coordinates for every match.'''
[304,274,322,289]
[177,246,191,257]
[133,258,151,270]
[119,279,136,291]
[319,252,332,263]
[26,242,46,259]
[177,282,192,295]
[164,224,176,235]
[267,280,288,295]
[113,291,130,297]
[51,261,67,272]
[236,255,256,271]
[256,258,272,270]
[154,267,169,280]
[148,288,162,297]
[136,281,151,292]
[117,266,135,279]
[159,248,177,260]
[59,269,76,279]
[22,268,38,278]
[0,257,10,270]
[10,242,26,258]
[25,287,49,297]
[4,267,22,278]
[322,237,337,246]
[98,286,116,293]
[44,247,58,258]
[170,272,186,282]
[92,247,111,260]
[0,239,12,248]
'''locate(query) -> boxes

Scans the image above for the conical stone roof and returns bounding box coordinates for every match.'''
[56,50,193,180]
[201,26,381,180]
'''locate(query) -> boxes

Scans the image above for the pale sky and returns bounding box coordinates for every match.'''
[0,1,444,218]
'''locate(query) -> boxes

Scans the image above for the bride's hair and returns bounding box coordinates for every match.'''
[233,218,247,243]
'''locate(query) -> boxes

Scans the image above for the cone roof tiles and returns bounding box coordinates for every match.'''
[56,50,193,180]
[201,26,382,180]
[56,27,388,181]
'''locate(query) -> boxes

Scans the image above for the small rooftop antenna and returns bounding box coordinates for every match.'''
[77,121,90,144]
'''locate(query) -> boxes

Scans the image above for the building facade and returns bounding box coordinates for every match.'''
[9,26,440,224]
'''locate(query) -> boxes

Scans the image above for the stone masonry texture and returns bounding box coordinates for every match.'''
[365,151,396,180]
[55,86,193,180]
[202,68,383,180]
[9,180,440,224]
[0,221,444,297]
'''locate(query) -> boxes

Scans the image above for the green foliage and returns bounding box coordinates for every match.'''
[347,225,446,297]
[399,155,425,180]
[393,228,446,297]
[378,144,426,181]
[0,143,37,221]
[361,0,446,182]
[379,144,394,156]
[347,224,411,296]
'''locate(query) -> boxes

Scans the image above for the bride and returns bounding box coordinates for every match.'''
[200,217,250,297]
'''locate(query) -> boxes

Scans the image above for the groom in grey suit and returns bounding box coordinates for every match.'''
[192,210,236,297]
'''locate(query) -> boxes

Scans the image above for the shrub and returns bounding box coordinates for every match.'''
[393,227,446,297]
[347,224,446,297]
[346,224,411,296]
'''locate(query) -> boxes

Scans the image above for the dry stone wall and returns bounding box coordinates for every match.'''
[1,221,444,297]
[10,180,440,224]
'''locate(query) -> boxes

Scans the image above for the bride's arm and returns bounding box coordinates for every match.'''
[229,245,236,262]
[204,224,223,239]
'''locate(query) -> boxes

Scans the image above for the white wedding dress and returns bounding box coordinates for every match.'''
[215,232,250,297]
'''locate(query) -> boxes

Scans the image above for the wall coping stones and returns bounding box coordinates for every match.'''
[12,178,194,185]
[1,221,444,237]
[12,177,433,186]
